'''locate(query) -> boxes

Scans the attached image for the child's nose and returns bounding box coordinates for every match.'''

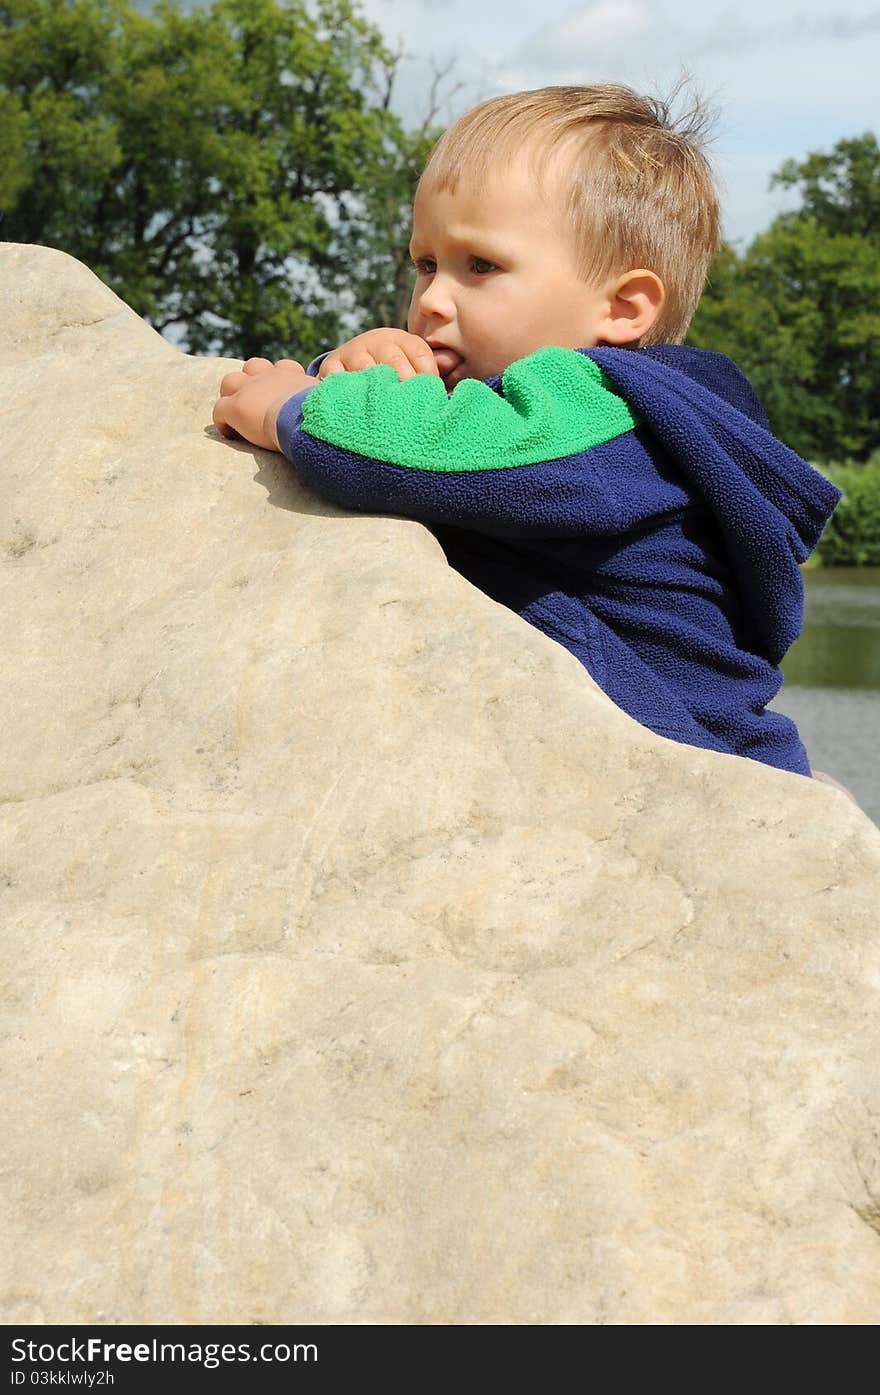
[416,274,455,322]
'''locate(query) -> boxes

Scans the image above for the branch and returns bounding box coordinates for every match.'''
[379,42,405,112]
[153,221,197,275]
[420,55,467,134]
[150,303,216,333]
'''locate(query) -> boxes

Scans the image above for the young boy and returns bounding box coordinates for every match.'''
[213,84,842,780]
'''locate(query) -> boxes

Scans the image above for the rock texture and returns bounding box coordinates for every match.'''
[2,243,880,1325]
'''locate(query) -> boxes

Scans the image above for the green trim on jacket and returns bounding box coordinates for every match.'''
[300,344,638,472]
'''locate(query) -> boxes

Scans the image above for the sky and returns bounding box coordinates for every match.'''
[348,0,880,246]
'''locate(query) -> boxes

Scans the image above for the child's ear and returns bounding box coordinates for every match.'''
[597,270,665,346]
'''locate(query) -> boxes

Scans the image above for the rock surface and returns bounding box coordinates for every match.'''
[2,243,880,1325]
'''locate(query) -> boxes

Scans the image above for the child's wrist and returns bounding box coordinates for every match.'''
[271,380,319,452]
[267,399,285,452]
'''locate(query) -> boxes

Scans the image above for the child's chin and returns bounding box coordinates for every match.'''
[443,363,468,390]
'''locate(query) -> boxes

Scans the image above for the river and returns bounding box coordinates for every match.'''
[770,566,880,824]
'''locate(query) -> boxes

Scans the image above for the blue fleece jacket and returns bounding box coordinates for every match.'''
[275,344,841,776]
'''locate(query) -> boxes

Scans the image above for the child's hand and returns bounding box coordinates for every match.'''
[318,329,440,382]
[213,357,318,452]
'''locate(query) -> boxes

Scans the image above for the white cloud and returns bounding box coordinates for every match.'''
[525,1,656,67]
[804,8,880,38]
[514,2,880,72]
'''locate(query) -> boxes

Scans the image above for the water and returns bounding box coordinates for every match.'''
[771,567,880,824]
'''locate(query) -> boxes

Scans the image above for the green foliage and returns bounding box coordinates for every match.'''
[815,452,880,566]
[689,133,880,465]
[771,133,880,239]
[0,0,127,254]
[331,116,436,334]
[0,0,404,357]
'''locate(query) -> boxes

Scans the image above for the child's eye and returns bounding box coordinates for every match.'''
[410,256,497,275]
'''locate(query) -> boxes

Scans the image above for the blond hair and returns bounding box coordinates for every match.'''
[417,83,720,345]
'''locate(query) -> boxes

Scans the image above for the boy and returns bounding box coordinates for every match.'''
[213,84,842,779]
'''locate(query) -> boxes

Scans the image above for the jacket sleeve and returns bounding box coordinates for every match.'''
[275,346,642,539]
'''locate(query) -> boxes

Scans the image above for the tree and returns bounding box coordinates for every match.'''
[0,0,129,256]
[771,132,880,240]
[328,51,465,335]
[689,134,880,462]
[0,0,403,359]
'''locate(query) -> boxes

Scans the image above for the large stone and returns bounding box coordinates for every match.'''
[2,243,879,1325]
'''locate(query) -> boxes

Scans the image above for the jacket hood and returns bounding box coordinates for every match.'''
[588,344,842,663]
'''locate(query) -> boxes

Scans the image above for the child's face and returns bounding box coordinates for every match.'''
[407,151,613,389]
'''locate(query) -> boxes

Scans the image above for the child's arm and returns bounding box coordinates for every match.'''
[274,346,642,540]
[213,357,318,451]
[212,327,439,448]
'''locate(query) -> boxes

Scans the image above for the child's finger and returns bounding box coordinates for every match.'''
[212,397,239,438]
[404,340,441,376]
[318,356,346,378]
[342,351,380,372]
[218,369,248,396]
[242,357,274,375]
[381,349,418,381]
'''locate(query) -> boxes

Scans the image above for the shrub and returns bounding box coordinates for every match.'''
[814,450,880,565]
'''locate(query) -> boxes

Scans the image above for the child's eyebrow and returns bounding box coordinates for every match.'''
[409,230,512,262]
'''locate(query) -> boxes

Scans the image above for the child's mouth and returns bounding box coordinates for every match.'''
[430,346,463,378]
